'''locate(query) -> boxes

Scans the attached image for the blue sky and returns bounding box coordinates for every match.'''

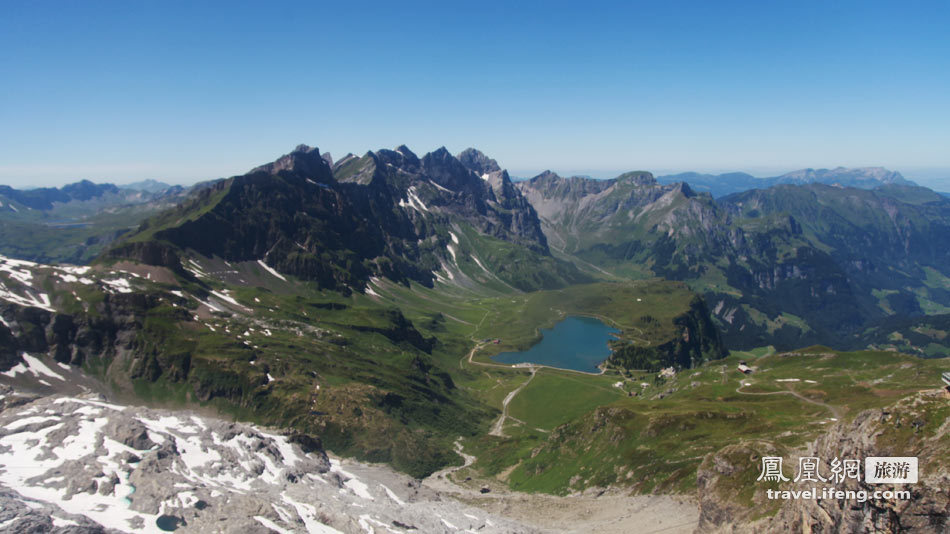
[1,1,948,189]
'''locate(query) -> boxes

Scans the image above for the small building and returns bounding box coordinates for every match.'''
[942,372,950,387]
[738,362,753,374]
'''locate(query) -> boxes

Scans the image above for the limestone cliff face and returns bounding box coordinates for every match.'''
[696,390,950,533]
[0,294,158,372]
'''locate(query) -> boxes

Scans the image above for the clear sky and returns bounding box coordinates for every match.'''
[1,1,948,189]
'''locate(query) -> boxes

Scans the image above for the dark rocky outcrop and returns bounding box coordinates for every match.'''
[0,293,185,388]
[609,296,726,371]
[457,147,501,175]
[101,241,187,275]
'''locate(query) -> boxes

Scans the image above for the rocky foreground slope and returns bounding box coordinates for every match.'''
[696,389,950,533]
[0,384,534,533]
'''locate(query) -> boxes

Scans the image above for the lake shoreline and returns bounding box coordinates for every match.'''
[490,316,620,374]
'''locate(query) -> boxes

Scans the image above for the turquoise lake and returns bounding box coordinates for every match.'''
[491,315,620,373]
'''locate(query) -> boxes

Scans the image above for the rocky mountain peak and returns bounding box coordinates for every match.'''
[457,148,501,176]
[377,145,421,171]
[421,147,480,191]
[531,170,562,183]
[250,144,333,180]
[394,144,417,158]
[672,181,695,197]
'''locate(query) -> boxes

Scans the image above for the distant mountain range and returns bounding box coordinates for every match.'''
[0,179,178,211]
[656,166,915,197]
[518,169,950,350]
[0,179,187,264]
[120,178,174,193]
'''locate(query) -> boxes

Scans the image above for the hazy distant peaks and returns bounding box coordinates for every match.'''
[120,179,173,193]
[657,166,916,198]
[615,171,657,186]
[777,166,911,185]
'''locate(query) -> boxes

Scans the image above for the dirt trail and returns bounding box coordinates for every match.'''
[422,441,698,534]
[440,315,698,532]
[424,439,478,494]
[736,380,843,419]
[489,366,537,437]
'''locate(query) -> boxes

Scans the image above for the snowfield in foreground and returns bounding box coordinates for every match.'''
[0,385,533,533]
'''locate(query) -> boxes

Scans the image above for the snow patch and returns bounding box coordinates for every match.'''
[1,353,66,381]
[0,256,36,286]
[52,516,80,527]
[399,186,429,214]
[199,299,225,313]
[102,278,134,294]
[210,290,251,311]
[471,255,491,274]
[330,459,374,501]
[258,260,288,282]
[429,180,453,193]
[281,493,344,533]
[0,281,54,311]
[380,484,404,506]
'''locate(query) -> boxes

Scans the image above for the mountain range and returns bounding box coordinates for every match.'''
[656,166,915,198]
[3,153,948,353]
[1,145,948,532]
[108,144,586,295]
[518,169,950,350]
[0,179,187,264]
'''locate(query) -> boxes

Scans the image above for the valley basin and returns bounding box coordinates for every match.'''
[491,315,620,373]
